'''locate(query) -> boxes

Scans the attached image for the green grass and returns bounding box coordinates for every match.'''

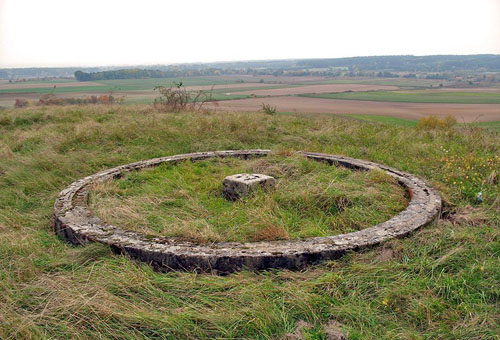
[0,85,112,94]
[0,77,261,94]
[8,78,77,84]
[90,155,406,243]
[472,120,500,132]
[302,90,500,104]
[0,105,499,339]
[97,77,259,91]
[345,114,500,132]
[305,78,445,88]
[345,114,418,127]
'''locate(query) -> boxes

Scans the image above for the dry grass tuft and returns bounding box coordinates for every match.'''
[486,170,497,185]
[285,320,313,339]
[0,144,13,159]
[448,205,488,226]
[252,223,290,242]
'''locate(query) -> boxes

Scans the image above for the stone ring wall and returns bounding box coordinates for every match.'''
[54,150,441,273]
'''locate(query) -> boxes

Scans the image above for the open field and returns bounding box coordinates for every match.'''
[1,105,500,339]
[211,96,500,122]
[474,120,500,131]
[227,83,399,96]
[303,90,500,104]
[0,81,104,90]
[302,77,451,88]
[0,77,295,107]
[0,77,279,95]
[1,76,500,123]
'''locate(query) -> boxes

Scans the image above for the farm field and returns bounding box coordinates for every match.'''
[210,96,500,122]
[303,90,500,104]
[1,76,500,123]
[1,105,499,339]
[226,83,399,96]
[474,120,500,131]
[301,77,452,88]
[0,81,104,90]
[0,77,281,95]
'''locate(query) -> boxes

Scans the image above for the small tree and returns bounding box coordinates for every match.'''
[153,84,215,112]
[260,103,277,115]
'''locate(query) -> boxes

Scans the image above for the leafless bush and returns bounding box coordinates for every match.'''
[260,103,277,115]
[153,83,216,112]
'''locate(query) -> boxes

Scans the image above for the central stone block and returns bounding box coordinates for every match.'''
[223,173,275,200]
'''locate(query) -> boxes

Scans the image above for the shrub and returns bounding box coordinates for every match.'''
[417,115,457,130]
[36,94,123,106]
[153,84,215,112]
[14,99,29,108]
[0,116,12,126]
[261,103,277,115]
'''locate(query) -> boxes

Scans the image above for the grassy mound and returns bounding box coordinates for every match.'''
[90,155,407,242]
[0,105,499,339]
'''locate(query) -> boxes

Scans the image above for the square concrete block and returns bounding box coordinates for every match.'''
[223,173,275,200]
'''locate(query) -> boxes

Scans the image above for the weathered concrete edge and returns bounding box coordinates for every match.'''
[54,150,442,273]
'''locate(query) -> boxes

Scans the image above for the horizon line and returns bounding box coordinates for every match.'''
[2,53,500,70]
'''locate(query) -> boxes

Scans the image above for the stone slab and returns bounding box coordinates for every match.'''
[223,173,275,200]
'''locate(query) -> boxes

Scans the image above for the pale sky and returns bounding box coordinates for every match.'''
[1,0,499,68]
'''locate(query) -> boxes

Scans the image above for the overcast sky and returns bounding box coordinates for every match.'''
[1,0,499,68]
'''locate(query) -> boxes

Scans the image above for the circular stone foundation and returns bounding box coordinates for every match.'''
[54,150,441,273]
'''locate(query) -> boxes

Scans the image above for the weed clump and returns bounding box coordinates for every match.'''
[0,116,12,126]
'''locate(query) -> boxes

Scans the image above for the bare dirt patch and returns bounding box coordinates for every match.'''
[209,96,500,122]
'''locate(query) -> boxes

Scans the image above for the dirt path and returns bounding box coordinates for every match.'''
[209,96,500,122]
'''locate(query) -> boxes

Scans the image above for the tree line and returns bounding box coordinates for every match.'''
[3,54,499,81]
[75,69,180,81]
